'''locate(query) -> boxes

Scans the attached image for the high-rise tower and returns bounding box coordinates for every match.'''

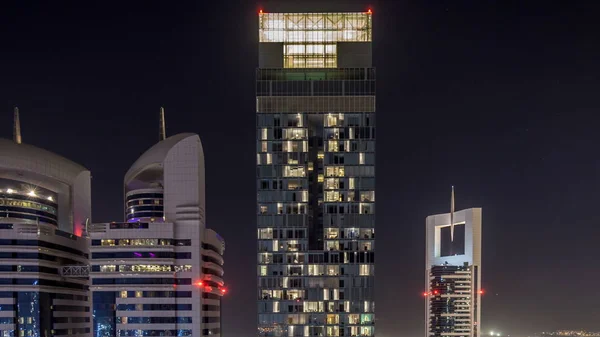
[90,110,226,337]
[256,11,376,337]
[425,189,482,337]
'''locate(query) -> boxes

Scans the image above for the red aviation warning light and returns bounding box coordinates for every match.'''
[479,289,484,295]
[196,281,204,287]
[367,8,372,14]
[423,292,428,297]
[433,290,439,295]
[259,9,263,15]
[221,288,227,294]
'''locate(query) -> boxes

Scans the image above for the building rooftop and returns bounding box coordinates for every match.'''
[259,12,372,43]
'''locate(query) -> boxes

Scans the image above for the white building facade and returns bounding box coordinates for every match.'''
[0,129,93,337]
[90,133,225,337]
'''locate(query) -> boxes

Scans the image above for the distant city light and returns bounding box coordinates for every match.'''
[47,196,53,201]
[6,189,14,194]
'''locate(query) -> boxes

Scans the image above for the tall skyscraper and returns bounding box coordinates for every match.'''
[0,108,92,337]
[91,112,226,337]
[425,188,482,337]
[256,11,376,337]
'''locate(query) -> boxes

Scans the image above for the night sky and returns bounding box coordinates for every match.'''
[1,0,599,336]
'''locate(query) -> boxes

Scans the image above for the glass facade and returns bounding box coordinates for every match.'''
[428,265,477,337]
[125,191,164,222]
[257,11,375,337]
[0,178,59,226]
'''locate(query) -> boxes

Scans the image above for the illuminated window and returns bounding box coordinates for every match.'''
[361,314,374,324]
[325,191,340,202]
[259,228,273,239]
[174,265,192,272]
[326,241,339,251]
[284,128,306,140]
[302,191,309,202]
[308,264,324,276]
[283,166,306,177]
[328,140,339,152]
[120,291,128,298]
[100,265,116,272]
[325,178,339,190]
[359,152,365,165]
[303,301,324,313]
[359,203,372,214]
[101,239,116,246]
[261,128,268,140]
[349,177,355,190]
[325,166,345,177]
[359,264,371,276]
[260,266,267,276]
[360,191,375,202]
[325,228,339,239]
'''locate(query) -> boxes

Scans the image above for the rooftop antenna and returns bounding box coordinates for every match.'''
[450,186,455,242]
[13,106,22,144]
[159,107,166,141]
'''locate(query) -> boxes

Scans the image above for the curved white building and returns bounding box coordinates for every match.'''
[0,110,92,337]
[91,132,225,337]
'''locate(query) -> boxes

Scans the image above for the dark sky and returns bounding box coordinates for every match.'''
[1,0,599,336]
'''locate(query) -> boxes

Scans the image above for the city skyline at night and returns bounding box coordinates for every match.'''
[1,1,599,336]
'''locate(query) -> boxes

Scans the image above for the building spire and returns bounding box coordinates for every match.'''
[159,107,166,141]
[13,106,22,144]
[450,185,455,242]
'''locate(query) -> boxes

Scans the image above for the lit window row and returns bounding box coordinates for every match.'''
[258,228,307,239]
[259,203,308,215]
[98,239,172,246]
[326,241,373,252]
[325,228,375,239]
[258,314,375,329]
[97,265,191,273]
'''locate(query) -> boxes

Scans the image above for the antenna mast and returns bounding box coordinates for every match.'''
[159,107,166,141]
[13,107,22,144]
[450,186,455,242]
